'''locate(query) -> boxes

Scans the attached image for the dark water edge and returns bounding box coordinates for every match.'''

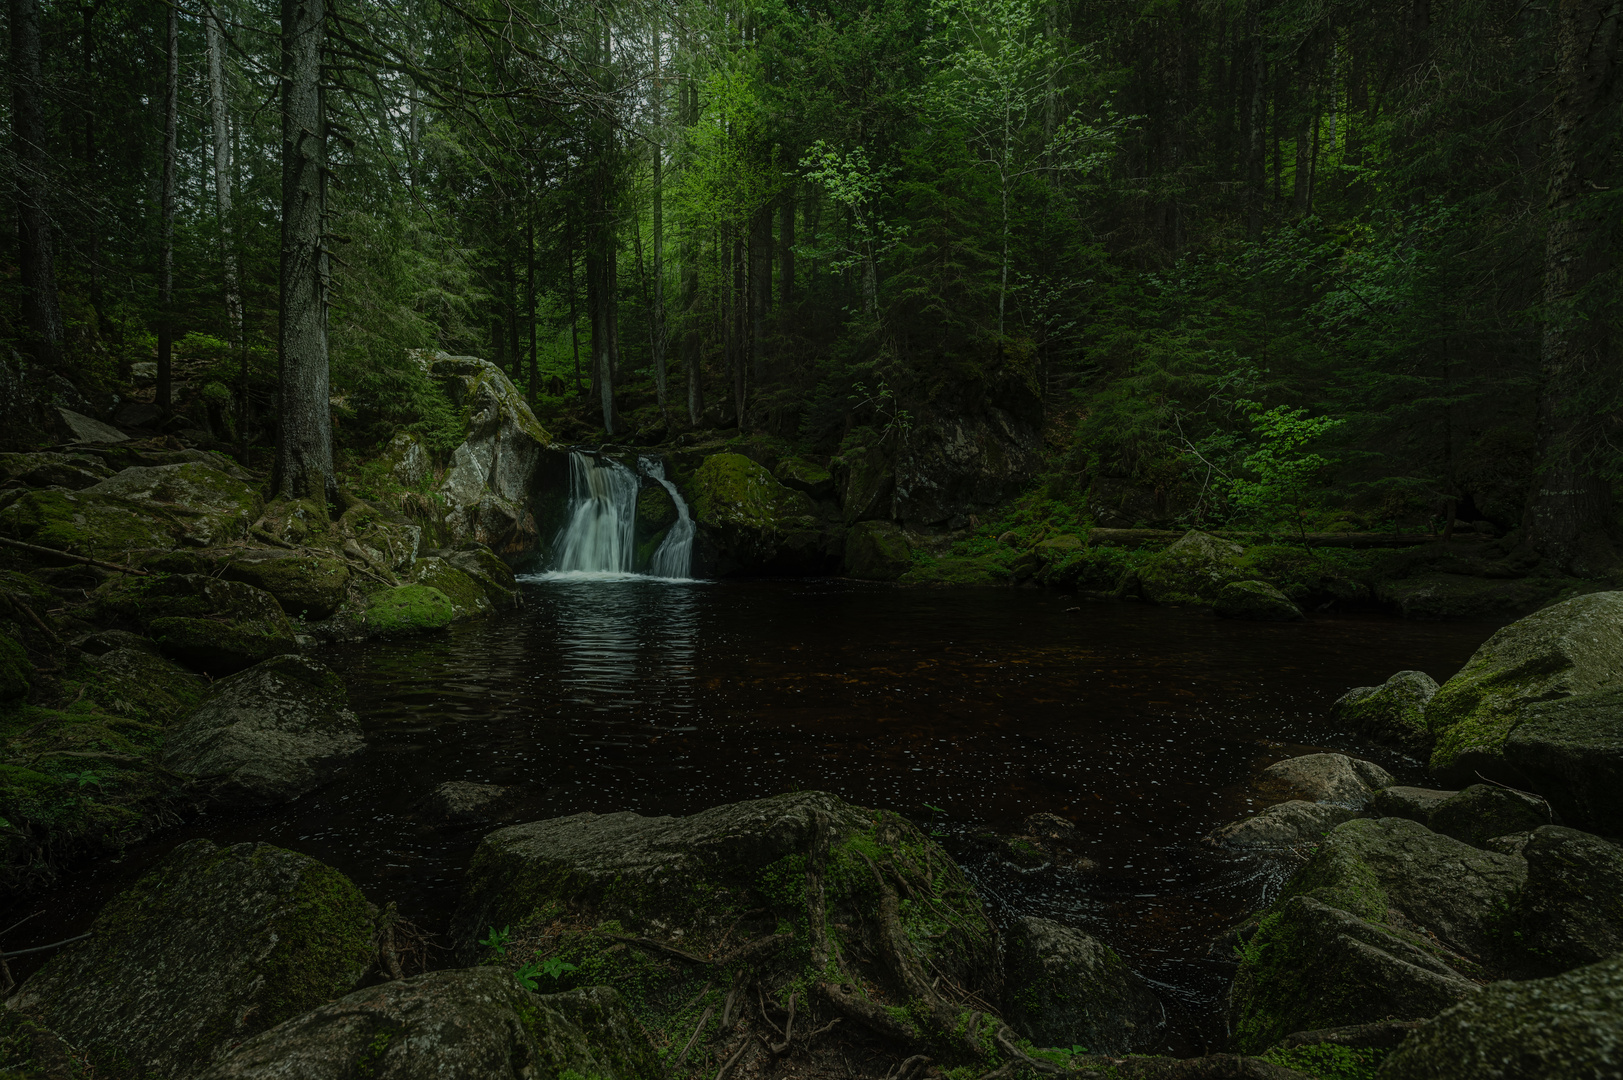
[0,581,1504,1052]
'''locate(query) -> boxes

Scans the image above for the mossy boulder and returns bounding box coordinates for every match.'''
[1214,580,1304,621]
[159,655,363,807]
[218,549,352,621]
[93,574,298,674]
[1254,754,1393,811]
[1226,817,1528,1051]
[411,558,494,620]
[1333,671,1438,757]
[362,584,456,634]
[1002,916,1163,1053]
[1206,801,1360,852]
[1377,956,1623,1080]
[454,791,1008,1071]
[439,545,519,607]
[1502,689,1623,834]
[686,454,840,575]
[0,632,28,702]
[1426,785,1552,850]
[844,520,913,581]
[1136,531,1247,605]
[1423,590,1623,781]
[7,839,376,1079]
[192,970,662,1080]
[835,441,894,524]
[1517,825,1623,970]
[775,456,835,499]
[633,483,678,570]
[899,553,1014,587]
[0,462,261,562]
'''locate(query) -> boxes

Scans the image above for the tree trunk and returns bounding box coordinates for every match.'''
[156,0,178,412]
[681,77,703,426]
[1292,48,1313,213]
[274,0,335,506]
[9,0,65,370]
[82,1,106,338]
[527,219,537,403]
[567,219,582,395]
[1524,0,1622,569]
[649,32,668,419]
[1244,0,1267,240]
[778,153,796,308]
[749,202,771,381]
[206,5,246,450]
[731,230,746,424]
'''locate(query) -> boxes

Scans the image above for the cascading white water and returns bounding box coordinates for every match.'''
[642,457,695,579]
[546,450,696,579]
[553,453,640,573]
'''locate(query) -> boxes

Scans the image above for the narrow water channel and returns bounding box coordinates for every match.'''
[3,582,1502,1050]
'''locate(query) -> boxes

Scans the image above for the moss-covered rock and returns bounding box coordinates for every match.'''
[361,584,456,634]
[899,553,1014,587]
[192,970,663,1080]
[1425,785,1552,850]
[411,558,493,620]
[0,462,261,563]
[1332,672,1438,757]
[453,791,1005,1072]
[1423,591,1623,780]
[93,574,298,674]
[1516,825,1623,970]
[1215,580,1304,621]
[217,549,351,621]
[1502,689,1623,834]
[845,520,913,581]
[8,839,376,1079]
[687,454,841,575]
[440,545,519,607]
[835,440,894,524]
[775,456,835,499]
[1206,801,1360,852]
[633,483,677,571]
[1136,531,1247,605]
[1377,956,1623,1080]
[0,1007,90,1078]
[1374,573,1582,621]
[0,632,29,702]
[1002,916,1163,1053]
[1254,754,1393,811]
[159,654,363,807]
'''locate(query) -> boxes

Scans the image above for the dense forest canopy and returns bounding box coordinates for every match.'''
[3,0,1620,565]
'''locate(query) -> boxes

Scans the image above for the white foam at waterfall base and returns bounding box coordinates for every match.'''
[523,451,698,583]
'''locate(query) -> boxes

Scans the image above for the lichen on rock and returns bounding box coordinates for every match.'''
[1332,670,1438,756]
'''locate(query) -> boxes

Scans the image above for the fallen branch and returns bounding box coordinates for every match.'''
[674,1004,716,1068]
[0,535,150,576]
[714,1042,749,1080]
[598,932,711,968]
[769,991,796,1055]
[757,983,786,1038]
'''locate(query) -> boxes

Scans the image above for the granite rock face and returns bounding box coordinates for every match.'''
[1503,688,1623,834]
[6,839,376,1079]
[1003,916,1164,1053]
[1254,754,1394,811]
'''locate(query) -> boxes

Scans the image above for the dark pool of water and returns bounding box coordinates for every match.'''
[2,582,1503,1050]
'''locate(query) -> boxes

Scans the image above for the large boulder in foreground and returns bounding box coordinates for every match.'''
[455,791,1002,1070]
[1425,784,1552,849]
[192,969,661,1080]
[1503,688,1623,834]
[1226,817,1526,1051]
[1517,825,1623,970]
[7,839,376,1079]
[159,654,364,806]
[685,454,842,575]
[1333,670,1438,757]
[1002,916,1163,1053]
[1378,956,1623,1080]
[1422,590,1623,780]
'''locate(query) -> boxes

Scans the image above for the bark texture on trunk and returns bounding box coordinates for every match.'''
[206,6,246,448]
[157,1,178,411]
[1524,0,1623,570]
[10,0,65,368]
[274,0,335,506]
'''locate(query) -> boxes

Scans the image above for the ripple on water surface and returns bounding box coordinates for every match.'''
[4,580,1504,1049]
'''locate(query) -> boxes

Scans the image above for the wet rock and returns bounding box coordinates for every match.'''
[160,654,363,806]
[1371,786,1457,824]
[1214,581,1303,621]
[1374,573,1575,621]
[411,557,497,620]
[192,971,661,1080]
[429,354,556,555]
[845,520,913,581]
[835,440,895,524]
[1207,801,1359,851]
[686,453,842,576]
[1137,531,1247,606]
[1332,670,1438,757]
[774,456,835,499]
[1255,754,1394,810]
[440,545,518,606]
[1377,956,1623,1080]
[93,572,298,673]
[1003,916,1163,1053]
[1503,688,1623,834]
[418,782,518,825]
[53,407,127,444]
[1427,784,1553,850]
[633,483,678,569]
[1227,895,1480,1053]
[219,548,352,621]
[361,583,456,634]
[7,839,376,1080]
[1518,825,1623,969]
[1022,812,1080,844]
[1423,590,1623,781]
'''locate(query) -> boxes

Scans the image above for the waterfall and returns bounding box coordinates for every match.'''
[642,457,695,580]
[554,453,640,574]
[545,450,695,580]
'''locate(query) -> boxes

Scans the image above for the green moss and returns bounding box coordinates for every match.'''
[412,559,491,620]
[899,553,1014,586]
[362,584,456,633]
[258,861,378,1027]
[0,633,29,703]
[1261,1042,1384,1080]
